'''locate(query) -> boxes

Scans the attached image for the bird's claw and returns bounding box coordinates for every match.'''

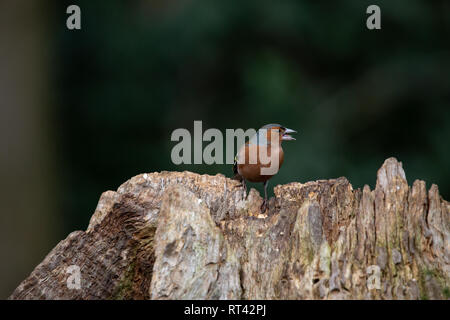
[260,199,268,213]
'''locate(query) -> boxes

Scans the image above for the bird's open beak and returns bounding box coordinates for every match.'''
[282,128,297,141]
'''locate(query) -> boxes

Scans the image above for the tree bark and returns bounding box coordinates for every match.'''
[9,158,449,300]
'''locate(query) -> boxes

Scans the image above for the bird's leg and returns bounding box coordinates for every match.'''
[261,181,269,213]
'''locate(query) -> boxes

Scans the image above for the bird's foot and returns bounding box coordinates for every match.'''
[242,187,248,201]
[260,199,268,213]
[239,181,248,201]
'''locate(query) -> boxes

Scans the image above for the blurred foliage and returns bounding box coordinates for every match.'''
[56,0,450,233]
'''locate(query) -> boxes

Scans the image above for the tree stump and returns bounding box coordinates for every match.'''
[9,158,449,299]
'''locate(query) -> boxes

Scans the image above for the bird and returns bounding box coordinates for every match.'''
[232,124,296,212]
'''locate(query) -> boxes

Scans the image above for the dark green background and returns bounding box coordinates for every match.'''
[59,0,450,231]
[1,0,449,298]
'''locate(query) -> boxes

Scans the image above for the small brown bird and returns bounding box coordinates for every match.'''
[233,124,296,212]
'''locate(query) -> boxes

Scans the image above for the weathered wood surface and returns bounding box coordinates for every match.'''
[9,158,449,299]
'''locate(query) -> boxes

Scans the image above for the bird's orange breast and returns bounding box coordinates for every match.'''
[236,143,284,182]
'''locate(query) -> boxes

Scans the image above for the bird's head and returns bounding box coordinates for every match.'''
[259,123,297,144]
